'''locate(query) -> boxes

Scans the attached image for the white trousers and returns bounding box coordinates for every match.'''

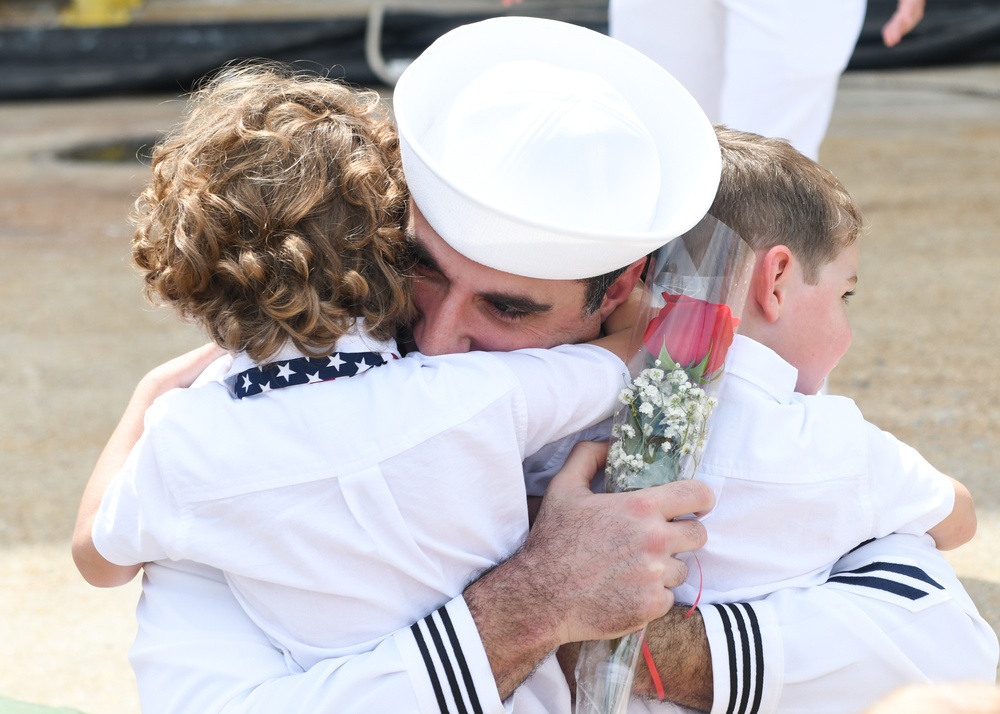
[609,0,867,160]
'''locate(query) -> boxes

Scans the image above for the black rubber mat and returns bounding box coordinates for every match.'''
[1,2,998,101]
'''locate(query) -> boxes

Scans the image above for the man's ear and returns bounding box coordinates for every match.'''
[596,256,646,322]
[754,245,793,323]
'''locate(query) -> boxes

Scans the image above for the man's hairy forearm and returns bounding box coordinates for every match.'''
[557,606,712,710]
[465,552,561,700]
[635,606,713,711]
[465,442,714,702]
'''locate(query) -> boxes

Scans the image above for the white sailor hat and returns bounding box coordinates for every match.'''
[393,16,720,280]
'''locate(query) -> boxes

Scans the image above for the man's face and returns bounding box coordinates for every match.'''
[407,202,603,355]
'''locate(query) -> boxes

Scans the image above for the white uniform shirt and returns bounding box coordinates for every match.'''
[94,325,626,707]
[97,331,997,714]
[673,335,955,605]
[126,535,998,714]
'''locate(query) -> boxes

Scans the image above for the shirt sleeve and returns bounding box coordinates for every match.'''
[698,534,999,714]
[91,403,180,566]
[521,419,613,497]
[132,560,510,714]
[865,423,955,538]
[491,343,627,458]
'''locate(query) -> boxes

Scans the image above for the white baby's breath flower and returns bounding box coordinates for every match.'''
[606,356,721,493]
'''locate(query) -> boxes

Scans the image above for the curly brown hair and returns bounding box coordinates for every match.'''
[132,61,413,363]
[710,126,865,283]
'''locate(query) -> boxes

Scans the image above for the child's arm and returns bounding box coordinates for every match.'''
[72,343,227,587]
[520,286,643,520]
[927,477,977,551]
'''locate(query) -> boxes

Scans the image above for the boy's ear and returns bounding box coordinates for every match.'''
[754,245,793,323]
[596,256,646,322]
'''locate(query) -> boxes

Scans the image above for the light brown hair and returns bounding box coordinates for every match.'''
[710,126,864,283]
[132,61,413,362]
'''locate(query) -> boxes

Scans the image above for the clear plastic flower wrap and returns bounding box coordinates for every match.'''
[574,215,753,714]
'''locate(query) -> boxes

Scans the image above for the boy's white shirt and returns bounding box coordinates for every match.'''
[92,323,626,691]
[673,334,955,605]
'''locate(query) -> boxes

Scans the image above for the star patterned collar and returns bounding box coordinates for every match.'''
[233,350,399,399]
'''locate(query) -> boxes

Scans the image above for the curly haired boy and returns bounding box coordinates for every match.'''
[72,61,657,679]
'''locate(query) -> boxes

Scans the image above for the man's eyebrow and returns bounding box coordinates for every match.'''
[480,292,553,315]
[406,229,552,314]
[406,232,441,272]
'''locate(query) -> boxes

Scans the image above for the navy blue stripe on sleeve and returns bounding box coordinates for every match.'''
[713,603,765,714]
[412,606,483,714]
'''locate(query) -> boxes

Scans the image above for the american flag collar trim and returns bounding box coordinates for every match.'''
[233,350,399,399]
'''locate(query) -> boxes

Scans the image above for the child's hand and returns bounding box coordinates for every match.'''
[136,343,228,403]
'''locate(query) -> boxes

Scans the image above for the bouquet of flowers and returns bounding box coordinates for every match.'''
[574,215,753,714]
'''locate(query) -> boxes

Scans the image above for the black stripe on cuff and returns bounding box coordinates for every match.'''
[729,604,753,714]
[439,606,483,714]
[411,620,449,712]
[425,611,468,714]
[715,603,740,714]
[413,607,483,714]
[713,603,765,714]
[743,603,765,714]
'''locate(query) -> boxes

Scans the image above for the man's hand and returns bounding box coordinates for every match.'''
[882,0,925,47]
[466,440,713,698]
[530,441,712,644]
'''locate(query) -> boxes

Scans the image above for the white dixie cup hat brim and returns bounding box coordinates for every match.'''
[393,16,721,281]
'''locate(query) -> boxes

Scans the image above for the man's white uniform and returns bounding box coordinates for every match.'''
[122,536,997,713]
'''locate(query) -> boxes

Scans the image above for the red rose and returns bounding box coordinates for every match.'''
[642,292,739,377]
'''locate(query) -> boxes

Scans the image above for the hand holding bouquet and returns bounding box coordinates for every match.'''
[575,216,753,714]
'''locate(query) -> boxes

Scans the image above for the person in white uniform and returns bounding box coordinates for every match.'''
[564,128,996,713]
[622,132,997,714]
[663,126,976,623]
[76,18,997,714]
[608,0,927,160]
[74,20,722,713]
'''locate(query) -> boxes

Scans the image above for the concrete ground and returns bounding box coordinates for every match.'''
[0,60,998,713]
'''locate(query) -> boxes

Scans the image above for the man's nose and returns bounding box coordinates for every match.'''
[416,294,474,356]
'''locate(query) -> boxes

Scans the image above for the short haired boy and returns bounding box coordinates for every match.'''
[672,128,975,618]
[72,57,714,712]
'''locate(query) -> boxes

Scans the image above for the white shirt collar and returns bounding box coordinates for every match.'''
[725,334,799,404]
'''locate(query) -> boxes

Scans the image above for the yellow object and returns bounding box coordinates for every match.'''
[59,0,143,27]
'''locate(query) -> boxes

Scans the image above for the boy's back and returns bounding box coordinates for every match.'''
[93,334,625,669]
[674,127,974,604]
[673,334,955,604]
